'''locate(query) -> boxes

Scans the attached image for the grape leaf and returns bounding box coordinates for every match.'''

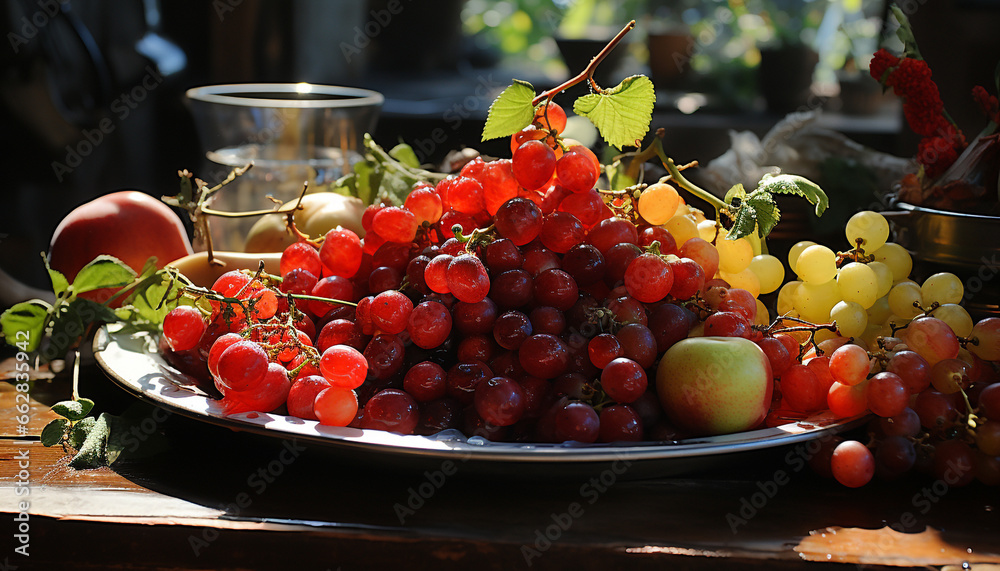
[389,143,421,169]
[482,80,536,142]
[724,183,747,206]
[727,191,781,241]
[42,254,69,297]
[71,255,136,294]
[122,273,184,324]
[751,192,781,239]
[573,75,656,149]
[0,300,51,351]
[757,173,829,217]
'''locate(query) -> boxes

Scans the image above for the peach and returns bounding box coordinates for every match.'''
[49,191,193,293]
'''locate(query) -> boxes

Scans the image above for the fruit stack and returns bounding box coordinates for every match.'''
[159,102,1000,487]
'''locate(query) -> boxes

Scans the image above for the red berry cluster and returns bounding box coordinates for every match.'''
[869,49,967,179]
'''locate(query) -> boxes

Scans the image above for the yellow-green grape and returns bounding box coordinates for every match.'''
[836,262,878,309]
[794,279,841,323]
[777,280,801,315]
[920,272,964,305]
[931,303,974,337]
[748,254,784,295]
[697,219,717,242]
[755,299,770,326]
[868,261,894,298]
[887,281,924,318]
[845,210,890,253]
[867,295,892,325]
[831,300,868,339]
[720,268,761,298]
[788,240,817,272]
[795,244,838,284]
[716,228,754,273]
[637,182,681,225]
[664,214,699,247]
[872,242,912,282]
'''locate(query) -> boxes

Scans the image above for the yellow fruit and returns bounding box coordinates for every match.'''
[244,192,365,253]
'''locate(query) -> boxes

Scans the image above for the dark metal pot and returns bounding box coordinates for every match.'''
[882,202,1000,319]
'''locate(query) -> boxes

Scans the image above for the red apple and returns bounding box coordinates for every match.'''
[656,336,773,436]
[49,191,193,298]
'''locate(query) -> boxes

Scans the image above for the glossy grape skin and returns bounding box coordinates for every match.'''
[865,372,909,418]
[320,229,363,277]
[452,298,499,335]
[490,269,534,309]
[362,389,420,434]
[286,375,332,420]
[474,376,527,426]
[163,306,206,352]
[553,401,600,443]
[830,440,875,487]
[599,405,643,442]
[518,333,569,379]
[363,334,406,382]
[539,211,587,254]
[484,238,524,273]
[403,361,448,402]
[533,268,580,311]
[668,258,706,300]
[587,217,639,255]
[446,360,493,405]
[281,241,323,278]
[512,140,557,191]
[781,364,827,412]
[494,311,533,350]
[369,290,413,335]
[556,145,600,194]
[601,358,648,403]
[407,300,453,349]
[529,306,566,336]
[446,254,491,303]
[624,254,673,304]
[647,303,696,353]
[533,100,567,133]
[495,197,543,246]
[216,340,268,392]
[886,350,931,394]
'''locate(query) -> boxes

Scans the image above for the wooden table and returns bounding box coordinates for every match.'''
[2,359,999,571]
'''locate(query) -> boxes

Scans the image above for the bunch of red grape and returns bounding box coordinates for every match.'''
[157,100,1000,489]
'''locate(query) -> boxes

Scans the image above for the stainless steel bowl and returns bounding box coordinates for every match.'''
[882,202,1000,319]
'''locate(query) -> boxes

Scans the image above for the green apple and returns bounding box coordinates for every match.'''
[656,336,773,436]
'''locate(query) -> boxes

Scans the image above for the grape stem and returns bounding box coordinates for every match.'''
[531,20,636,106]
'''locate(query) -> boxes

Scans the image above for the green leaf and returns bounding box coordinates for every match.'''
[69,413,110,469]
[756,173,829,217]
[354,159,382,206]
[52,398,94,421]
[573,75,656,149]
[389,143,421,169]
[40,418,69,447]
[42,254,69,297]
[748,192,781,239]
[606,162,636,191]
[728,201,759,242]
[724,183,747,206]
[331,173,359,199]
[73,298,120,324]
[1,300,51,352]
[69,416,96,450]
[71,255,136,294]
[104,414,130,465]
[482,80,536,142]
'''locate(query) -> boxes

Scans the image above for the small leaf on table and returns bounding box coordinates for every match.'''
[52,398,95,421]
[40,418,69,447]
